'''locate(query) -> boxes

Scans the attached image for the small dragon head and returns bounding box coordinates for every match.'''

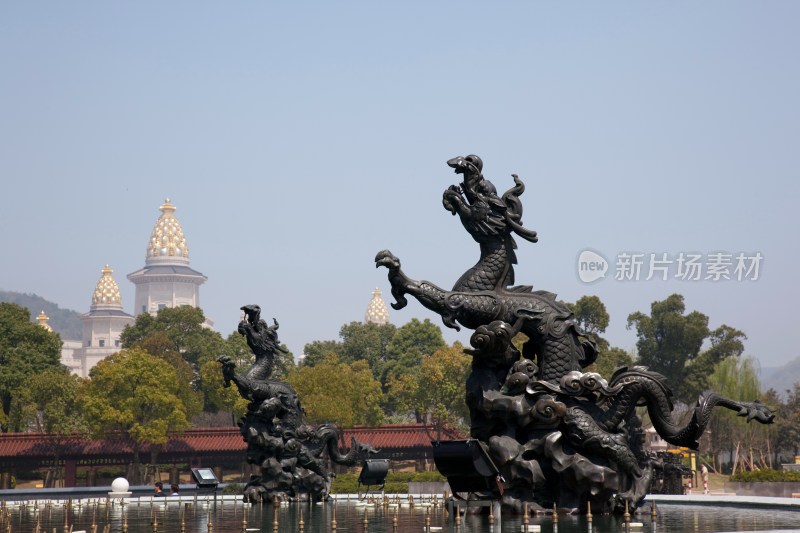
[447,154,483,176]
[447,155,486,192]
[240,304,261,325]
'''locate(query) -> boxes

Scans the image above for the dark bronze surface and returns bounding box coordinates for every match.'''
[219,304,376,502]
[377,155,774,513]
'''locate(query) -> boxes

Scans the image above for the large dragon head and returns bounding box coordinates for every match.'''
[240,304,261,326]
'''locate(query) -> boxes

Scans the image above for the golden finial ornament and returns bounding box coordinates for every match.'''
[146,198,190,262]
[36,310,52,331]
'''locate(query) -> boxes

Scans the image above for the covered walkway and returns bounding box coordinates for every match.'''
[0,424,461,487]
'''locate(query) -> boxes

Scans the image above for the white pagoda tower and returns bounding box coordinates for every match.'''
[127,198,207,317]
[62,264,135,377]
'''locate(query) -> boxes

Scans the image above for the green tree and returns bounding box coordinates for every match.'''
[128,331,203,418]
[627,294,745,403]
[0,302,63,431]
[9,368,86,434]
[589,346,635,381]
[198,359,249,422]
[120,306,226,370]
[286,354,384,426]
[301,340,341,367]
[681,324,748,402]
[566,296,633,379]
[708,356,774,472]
[383,318,446,384]
[388,342,471,429]
[761,387,787,465]
[78,348,192,483]
[775,383,800,458]
[9,368,88,474]
[338,321,397,374]
[301,319,442,389]
[301,322,396,377]
[568,295,610,336]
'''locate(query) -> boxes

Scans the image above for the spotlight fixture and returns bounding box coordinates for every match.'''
[357,459,390,499]
[432,439,503,495]
[191,467,219,490]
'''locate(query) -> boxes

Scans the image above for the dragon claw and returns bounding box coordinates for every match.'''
[390,297,407,310]
[745,401,775,424]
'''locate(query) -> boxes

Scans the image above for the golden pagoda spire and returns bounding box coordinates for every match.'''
[91,264,123,308]
[364,287,390,325]
[146,197,190,263]
[160,197,176,214]
[36,310,52,331]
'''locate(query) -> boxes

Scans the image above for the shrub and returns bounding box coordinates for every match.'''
[94,466,126,479]
[329,471,446,494]
[330,474,359,494]
[409,471,446,483]
[13,469,41,481]
[730,469,800,482]
[221,483,245,494]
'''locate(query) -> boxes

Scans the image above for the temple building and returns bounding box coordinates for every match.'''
[127,198,207,316]
[58,198,207,376]
[364,287,390,325]
[60,265,135,377]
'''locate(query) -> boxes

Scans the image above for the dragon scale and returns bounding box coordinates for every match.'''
[452,237,516,292]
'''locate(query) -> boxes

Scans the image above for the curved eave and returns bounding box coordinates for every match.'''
[80,309,135,319]
[127,265,207,285]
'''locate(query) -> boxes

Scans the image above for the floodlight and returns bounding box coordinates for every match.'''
[357,459,390,500]
[432,439,503,495]
[358,459,389,487]
[191,467,219,489]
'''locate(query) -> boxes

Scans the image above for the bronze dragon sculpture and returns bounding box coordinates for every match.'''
[219,305,377,502]
[377,155,773,513]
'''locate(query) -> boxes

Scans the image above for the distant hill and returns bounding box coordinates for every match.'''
[0,290,83,340]
[760,356,800,399]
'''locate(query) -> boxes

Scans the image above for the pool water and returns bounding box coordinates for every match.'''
[3,497,799,533]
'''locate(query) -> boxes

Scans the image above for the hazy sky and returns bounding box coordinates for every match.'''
[1,3,797,369]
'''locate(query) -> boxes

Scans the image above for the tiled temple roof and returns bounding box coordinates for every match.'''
[342,424,464,450]
[0,424,464,466]
[0,428,245,459]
